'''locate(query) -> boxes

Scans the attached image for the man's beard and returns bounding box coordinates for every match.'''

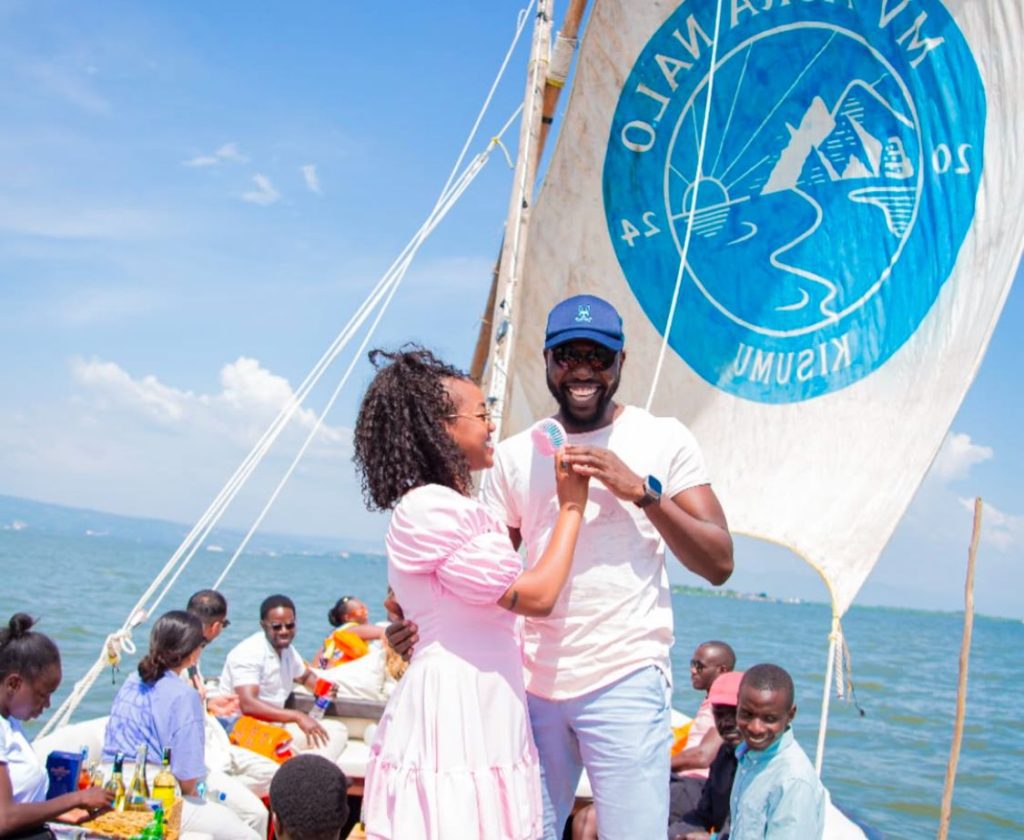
[546,371,620,431]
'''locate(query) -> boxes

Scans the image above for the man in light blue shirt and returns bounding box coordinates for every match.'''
[729,663,825,839]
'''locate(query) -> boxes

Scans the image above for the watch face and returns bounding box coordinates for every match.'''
[648,475,662,495]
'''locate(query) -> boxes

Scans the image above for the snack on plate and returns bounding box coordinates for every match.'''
[77,797,181,839]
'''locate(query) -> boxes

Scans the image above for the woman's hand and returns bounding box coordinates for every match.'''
[555,446,590,510]
[77,785,115,811]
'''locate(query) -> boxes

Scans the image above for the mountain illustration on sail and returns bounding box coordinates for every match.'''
[762,80,916,195]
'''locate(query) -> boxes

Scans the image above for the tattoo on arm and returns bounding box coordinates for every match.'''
[508,590,519,611]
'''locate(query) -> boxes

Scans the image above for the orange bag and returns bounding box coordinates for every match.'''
[229,715,295,764]
[670,721,694,757]
[320,627,370,668]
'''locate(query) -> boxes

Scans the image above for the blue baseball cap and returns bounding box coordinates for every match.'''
[544,294,624,351]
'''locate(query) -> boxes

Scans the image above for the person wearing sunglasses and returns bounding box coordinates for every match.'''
[667,642,738,823]
[184,590,278,837]
[388,294,734,840]
[215,595,348,764]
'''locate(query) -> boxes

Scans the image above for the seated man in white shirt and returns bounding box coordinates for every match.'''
[184,590,279,836]
[216,594,348,764]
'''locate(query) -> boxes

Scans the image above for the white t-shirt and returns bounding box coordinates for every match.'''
[0,714,48,803]
[218,631,307,708]
[479,405,709,699]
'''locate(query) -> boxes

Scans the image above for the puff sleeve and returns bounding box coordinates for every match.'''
[386,485,522,605]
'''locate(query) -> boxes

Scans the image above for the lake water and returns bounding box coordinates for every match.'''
[2,529,1022,838]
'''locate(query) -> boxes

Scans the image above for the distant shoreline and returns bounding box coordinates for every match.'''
[3,492,1019,623]
[669,583,1021,624]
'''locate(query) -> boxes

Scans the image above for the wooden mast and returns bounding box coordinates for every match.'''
[469,0,590,385]
[937,497,983,839]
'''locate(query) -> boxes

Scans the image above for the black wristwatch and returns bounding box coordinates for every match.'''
[634,475,663,508]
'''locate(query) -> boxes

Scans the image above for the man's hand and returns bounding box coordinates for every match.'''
[207,693,241,717]
[296,712,329,749]
[563,444,644,502]
[385,619,419,662]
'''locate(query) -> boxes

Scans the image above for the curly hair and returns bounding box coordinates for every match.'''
[353,346,472,510]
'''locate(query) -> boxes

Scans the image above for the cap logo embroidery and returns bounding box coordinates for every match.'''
[575,304,593,323]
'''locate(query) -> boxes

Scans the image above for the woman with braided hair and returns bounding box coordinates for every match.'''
[103,611,260,839]
[1,614,113,838]
[354,347,590,840]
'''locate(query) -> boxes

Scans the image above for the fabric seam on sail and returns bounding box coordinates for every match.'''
[35,2,537,739]
[644,0,727,412]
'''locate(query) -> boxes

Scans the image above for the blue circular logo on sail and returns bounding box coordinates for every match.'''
[603,0,984,402]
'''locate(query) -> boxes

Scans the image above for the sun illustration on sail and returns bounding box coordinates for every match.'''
[665,26,922,338]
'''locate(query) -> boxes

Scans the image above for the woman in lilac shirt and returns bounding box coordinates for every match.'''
[104,611,259,840]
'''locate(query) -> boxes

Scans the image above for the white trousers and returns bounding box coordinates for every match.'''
[181,795,262,840]
[224,743,278,794]
[284,718,348,763]
[206,768,269,837]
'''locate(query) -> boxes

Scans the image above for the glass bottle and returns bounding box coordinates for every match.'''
[128,743,150,809]
[104,752,127,812]
[77,746,91,790]
[151,747,177,811]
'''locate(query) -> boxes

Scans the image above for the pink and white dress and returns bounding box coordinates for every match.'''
[361,484,543,840]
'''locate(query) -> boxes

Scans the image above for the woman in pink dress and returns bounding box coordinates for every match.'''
[354,348,589,840]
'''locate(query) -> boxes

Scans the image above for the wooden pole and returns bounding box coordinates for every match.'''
[814,618,839,775]
[470,0,590,387]
[483,0,554,441]
[469,255,501,381]
[937,496,983,840]
[536,0,589,168]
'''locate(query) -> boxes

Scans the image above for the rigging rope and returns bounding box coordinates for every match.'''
[210,136,511,590]
[645,0,726,411]
[36,3,533,737]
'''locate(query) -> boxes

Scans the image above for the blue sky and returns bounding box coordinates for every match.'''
[1,2,1021,619]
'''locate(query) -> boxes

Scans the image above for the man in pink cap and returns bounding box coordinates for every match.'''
[670,669,745,840]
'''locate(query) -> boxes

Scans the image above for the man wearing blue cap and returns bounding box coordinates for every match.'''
[479,294,734,839]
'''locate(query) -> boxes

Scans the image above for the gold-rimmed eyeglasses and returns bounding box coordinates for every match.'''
[445,410,499,424]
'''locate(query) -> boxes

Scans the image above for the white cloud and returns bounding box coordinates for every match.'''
[242,174,281,206]
[72,357,187,424]
[215,142,248,163]
[182,142,248,168]
[0,357,367,540]
[301,164,322,194]
[70,355,348,448]
[928,431,993,483]
[182,154,219,168]
[958,497,1024,550]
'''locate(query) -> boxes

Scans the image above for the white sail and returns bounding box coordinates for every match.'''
[499,0,1024,616]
